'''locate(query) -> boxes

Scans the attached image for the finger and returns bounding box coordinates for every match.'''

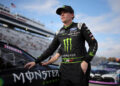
[83,70,87,74]
[81,66,86,74]
[42,63,46,66]
[41,62,43,64]
[84,67,88,74]
[24,63,29,68]
[28,65,33,69]
[25,63,32,68]
[41,62,44,65]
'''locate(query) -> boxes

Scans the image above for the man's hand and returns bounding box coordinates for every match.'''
[41,53,60,66]
[41,62,49,66]
[81,61,88,74]
[24,62,36,69]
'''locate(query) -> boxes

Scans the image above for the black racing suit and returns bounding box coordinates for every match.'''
[35,22,98,86]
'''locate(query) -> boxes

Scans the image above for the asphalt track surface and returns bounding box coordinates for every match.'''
[89,83,120,86]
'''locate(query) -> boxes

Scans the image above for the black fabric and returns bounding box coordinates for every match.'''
[59,63,91,86]
[35,22,98,86]
[35,35,60,63]
[35,22,98,64]
[56,5,74,15]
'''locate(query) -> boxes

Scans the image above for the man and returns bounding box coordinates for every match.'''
[24,5,98,86]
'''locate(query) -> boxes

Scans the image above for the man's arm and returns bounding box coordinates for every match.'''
[35,35,60,64]
[81,23,98,63]
[80,23,98,74]
[24,35,60,69]
[41,46,62,65]
[41,53,60,65]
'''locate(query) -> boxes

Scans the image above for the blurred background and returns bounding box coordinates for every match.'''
[0,0,120,86]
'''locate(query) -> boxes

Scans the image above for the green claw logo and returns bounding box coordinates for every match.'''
[63,38,72,52]
[62,5,65,8]
[0,78,4,86]
[89,52,94,56]
[42,79,59,85]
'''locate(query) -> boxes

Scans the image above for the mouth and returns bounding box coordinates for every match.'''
[61,17,65,20]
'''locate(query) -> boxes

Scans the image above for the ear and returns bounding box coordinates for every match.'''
[71,13,74,19]
[72,13,74,17]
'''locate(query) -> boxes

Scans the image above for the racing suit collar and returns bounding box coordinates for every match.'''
[63,22,74,29]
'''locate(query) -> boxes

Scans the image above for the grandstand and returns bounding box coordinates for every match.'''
[0,4,54,37]
[0,4,54,58]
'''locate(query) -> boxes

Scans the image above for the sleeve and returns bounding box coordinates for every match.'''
[81,23,98,63]
[57,45,62,55]
[35,35,60,64]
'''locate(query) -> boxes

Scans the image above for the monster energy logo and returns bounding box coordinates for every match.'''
[63,38,72,52]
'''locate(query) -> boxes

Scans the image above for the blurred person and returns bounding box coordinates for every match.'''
[24,5,98,86]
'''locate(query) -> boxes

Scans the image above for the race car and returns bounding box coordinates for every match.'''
[0,41,60,86]
[89,67,120,85]
[105,62,120,70]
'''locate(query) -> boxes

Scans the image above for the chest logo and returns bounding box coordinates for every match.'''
[63,38,72,52]
[69,28,80,36]
[70,28,77,32]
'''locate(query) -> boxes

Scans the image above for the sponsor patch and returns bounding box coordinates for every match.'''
[89,34,93,37]
[70,28,77,31]
[4,45,22,54]
[91,37,95,40]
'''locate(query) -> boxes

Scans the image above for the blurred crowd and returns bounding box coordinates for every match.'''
[0,26,51,58]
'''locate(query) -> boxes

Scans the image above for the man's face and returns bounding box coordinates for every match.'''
[60,11,74,23]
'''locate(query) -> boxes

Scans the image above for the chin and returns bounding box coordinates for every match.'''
[62,20,67,23]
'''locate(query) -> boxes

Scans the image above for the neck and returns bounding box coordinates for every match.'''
[64,20,72,27]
